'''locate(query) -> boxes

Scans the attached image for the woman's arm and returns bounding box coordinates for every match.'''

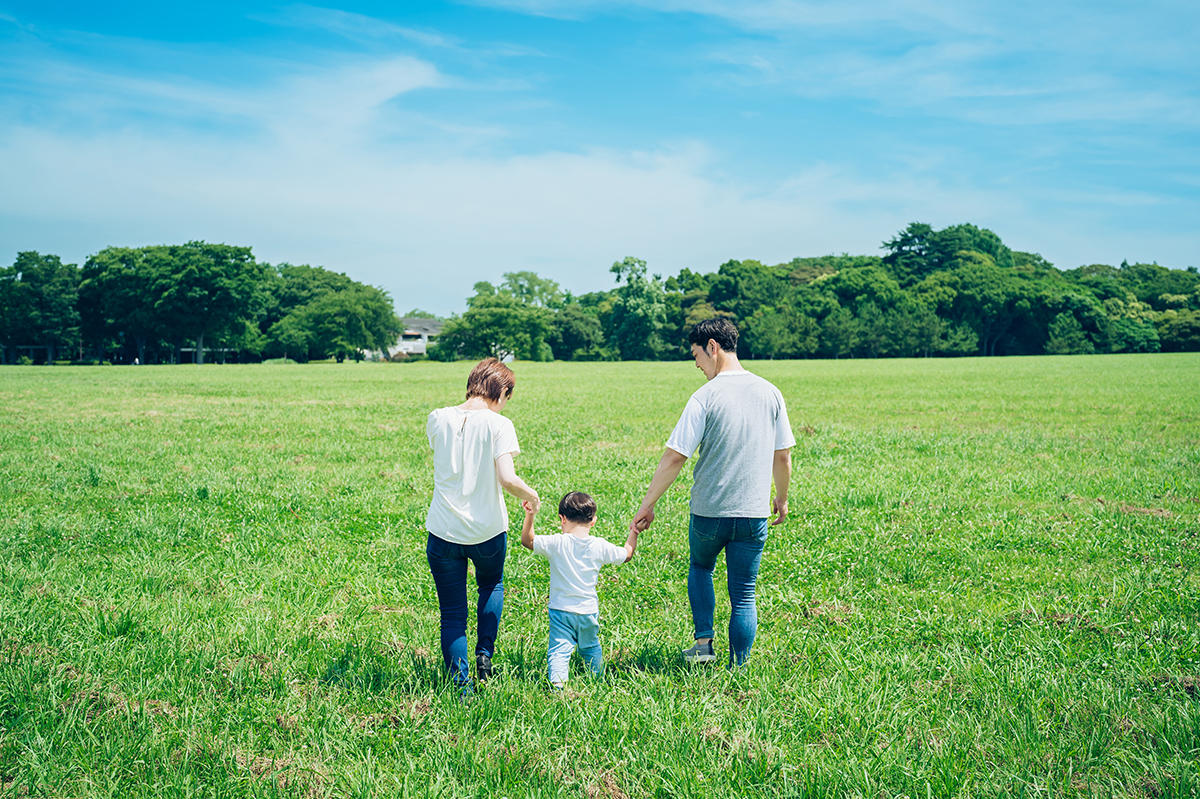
[496,452,540,513]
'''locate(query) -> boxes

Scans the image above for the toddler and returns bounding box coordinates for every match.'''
[521,492,637,686]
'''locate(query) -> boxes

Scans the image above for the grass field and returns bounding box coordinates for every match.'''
[1,355,1199,798]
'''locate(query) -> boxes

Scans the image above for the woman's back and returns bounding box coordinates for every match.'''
[426,406,519,544]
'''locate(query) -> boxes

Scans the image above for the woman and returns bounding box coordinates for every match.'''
[425,358,539,690]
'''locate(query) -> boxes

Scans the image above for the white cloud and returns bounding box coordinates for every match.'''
[1,3,1196,317]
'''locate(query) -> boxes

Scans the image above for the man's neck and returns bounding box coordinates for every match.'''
[713,351,745,374]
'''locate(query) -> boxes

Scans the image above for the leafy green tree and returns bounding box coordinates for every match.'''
[501,271,563,309]
[550,304,607,360]
[854,302,890,358]
[607,257,671,360]
[947,251,1029,356]
[150,242,266,364]
[436,292,551,361]
[939,323,979,356]
[883,222,1014,286]
[79,247,164,364]
[1157,310,1200,352]
[1045,312,1095,355]
[819,307,858,359]
[744,307,796,360]
[270,286,400,362]
[881,222,935,286]
[0,252,79,364]
[910,305,945,358]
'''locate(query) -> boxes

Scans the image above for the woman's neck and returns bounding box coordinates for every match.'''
[460,396,501,412]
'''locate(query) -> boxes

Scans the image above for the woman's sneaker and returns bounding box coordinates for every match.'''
[682,640,716,664]
[476,654,495,681]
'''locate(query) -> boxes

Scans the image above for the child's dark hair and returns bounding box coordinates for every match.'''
[559,491,597,523]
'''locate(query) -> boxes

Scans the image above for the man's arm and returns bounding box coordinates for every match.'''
[770,447,792,526]
[519,501,536,550]
[629,448,689,533]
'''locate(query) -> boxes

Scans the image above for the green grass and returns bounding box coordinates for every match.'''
[1,355,1198,798]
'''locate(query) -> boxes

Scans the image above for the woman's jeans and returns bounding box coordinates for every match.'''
[547,608,603,684]
[688,515,768,666]
[426,531,506,685]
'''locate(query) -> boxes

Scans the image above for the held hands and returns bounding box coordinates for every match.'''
[629,505,654,533]
[522,496,540,515]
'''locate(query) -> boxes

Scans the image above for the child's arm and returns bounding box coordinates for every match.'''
[519,500,537,551]
[622,528,638,563]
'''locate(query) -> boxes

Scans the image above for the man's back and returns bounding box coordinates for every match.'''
[668,371,794,518]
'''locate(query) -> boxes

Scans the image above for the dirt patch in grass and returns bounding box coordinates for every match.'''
[804,602,852,624]
[310,613,340,633]
[1010,609,1113,635]
[60,689,179,722]
[1148,674,1200,697]
[585,773,630,799]
[1119,504,1173,518]
[173,743,325,797]
[352,698,433,730]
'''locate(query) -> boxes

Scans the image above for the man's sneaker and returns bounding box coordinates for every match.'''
[476,654,495,681]
[682,640,717,664]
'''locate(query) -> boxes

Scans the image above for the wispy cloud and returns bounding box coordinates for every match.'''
[1,2,1196,311]
[255,4,458,48]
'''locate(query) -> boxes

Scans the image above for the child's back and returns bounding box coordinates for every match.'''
[521,492,638,686]
[534,532,626,614]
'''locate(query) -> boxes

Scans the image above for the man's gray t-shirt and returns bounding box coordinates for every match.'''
[666,371,796,518]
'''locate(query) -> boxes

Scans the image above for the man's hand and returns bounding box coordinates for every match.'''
[770,495,788,526]
[630,505,654,533]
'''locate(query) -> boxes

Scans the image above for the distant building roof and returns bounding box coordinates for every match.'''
[399,318,444,335]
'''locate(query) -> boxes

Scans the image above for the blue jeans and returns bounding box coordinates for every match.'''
[688,515,768,666]
[426,531,506,686]
[547,608,603,684]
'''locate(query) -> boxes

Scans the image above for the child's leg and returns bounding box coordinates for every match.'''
[575,613,604,677]
[547,609,577,686]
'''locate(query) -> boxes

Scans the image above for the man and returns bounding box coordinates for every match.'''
[630,318,795,667]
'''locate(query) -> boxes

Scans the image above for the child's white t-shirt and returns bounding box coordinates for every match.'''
[425,406,519,545]
[532,533,627,615]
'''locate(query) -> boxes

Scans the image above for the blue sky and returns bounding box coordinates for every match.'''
[1,0,1196,315]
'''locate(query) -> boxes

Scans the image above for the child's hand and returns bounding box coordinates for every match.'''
[522,499,537,514]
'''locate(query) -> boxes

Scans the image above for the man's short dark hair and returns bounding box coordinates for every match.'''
[689,317,739,353]
[559,491,597,523]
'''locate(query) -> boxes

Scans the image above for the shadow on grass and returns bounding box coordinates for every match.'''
[319,640,449,694]
[605,642,692,680]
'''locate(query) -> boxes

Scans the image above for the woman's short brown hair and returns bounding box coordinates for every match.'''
[465,358,516,402]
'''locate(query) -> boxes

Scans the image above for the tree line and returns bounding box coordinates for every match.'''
[0,242,402,365]
[431,222,1200,361]
[3,224,1199,366]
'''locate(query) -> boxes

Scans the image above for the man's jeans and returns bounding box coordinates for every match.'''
[547,608,603,684]
[426,531,506,686]
[688,514,768,666]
